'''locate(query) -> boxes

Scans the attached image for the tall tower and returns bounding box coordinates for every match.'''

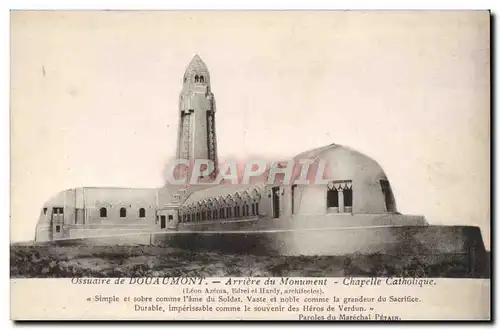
[176,55,218,180]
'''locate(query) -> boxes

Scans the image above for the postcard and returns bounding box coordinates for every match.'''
[10,10,491,321]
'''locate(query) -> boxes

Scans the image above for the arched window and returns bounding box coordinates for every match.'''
[251,203,256,215]
[234,205,238,217]
[139,208,146,218]
[213,210,217,219]
[120,207,126,218]
[100,207,107,218]
[200,75,204,83]
[327,187,339,208]
[343,187,353,208]
[195,75,199,83]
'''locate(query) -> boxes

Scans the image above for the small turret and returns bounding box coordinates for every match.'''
[182,54,211,88]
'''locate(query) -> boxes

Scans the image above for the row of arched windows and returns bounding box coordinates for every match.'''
[180,202,260,223]
[99,207,146,218]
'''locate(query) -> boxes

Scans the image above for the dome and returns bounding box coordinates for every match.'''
[292,143,398,214]
[293,143,388,182]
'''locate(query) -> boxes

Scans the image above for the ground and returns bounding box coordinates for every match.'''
[10,244,490,278]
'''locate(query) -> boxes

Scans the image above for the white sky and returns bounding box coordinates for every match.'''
[10,11,490,248]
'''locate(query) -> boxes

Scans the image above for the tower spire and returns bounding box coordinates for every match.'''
[183,54,210,86]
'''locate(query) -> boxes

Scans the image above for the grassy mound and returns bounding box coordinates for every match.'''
[10,244,490,278]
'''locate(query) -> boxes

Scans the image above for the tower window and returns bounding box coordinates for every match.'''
[327,187,339,208]
[139,208,146,218]
[43,208,47,215]
[195,75,199,83]
[200,75,204,83]
[120,207,126,218]
[55,225,61,233]
[100,207,107,218]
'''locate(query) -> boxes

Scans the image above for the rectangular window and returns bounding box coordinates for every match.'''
[327,188,339,208]
[380,180,396,212]
[43,208,47,215]
[343,188,353,207]
[55,225,61,233]
[326,180,352,212]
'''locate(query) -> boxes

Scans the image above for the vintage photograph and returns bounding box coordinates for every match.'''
[10,11,490,281]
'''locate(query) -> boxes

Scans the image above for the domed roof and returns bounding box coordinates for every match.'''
[293,143,387,180]
[293,143,398,214]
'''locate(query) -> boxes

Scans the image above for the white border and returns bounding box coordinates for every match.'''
[3,1,497,328]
